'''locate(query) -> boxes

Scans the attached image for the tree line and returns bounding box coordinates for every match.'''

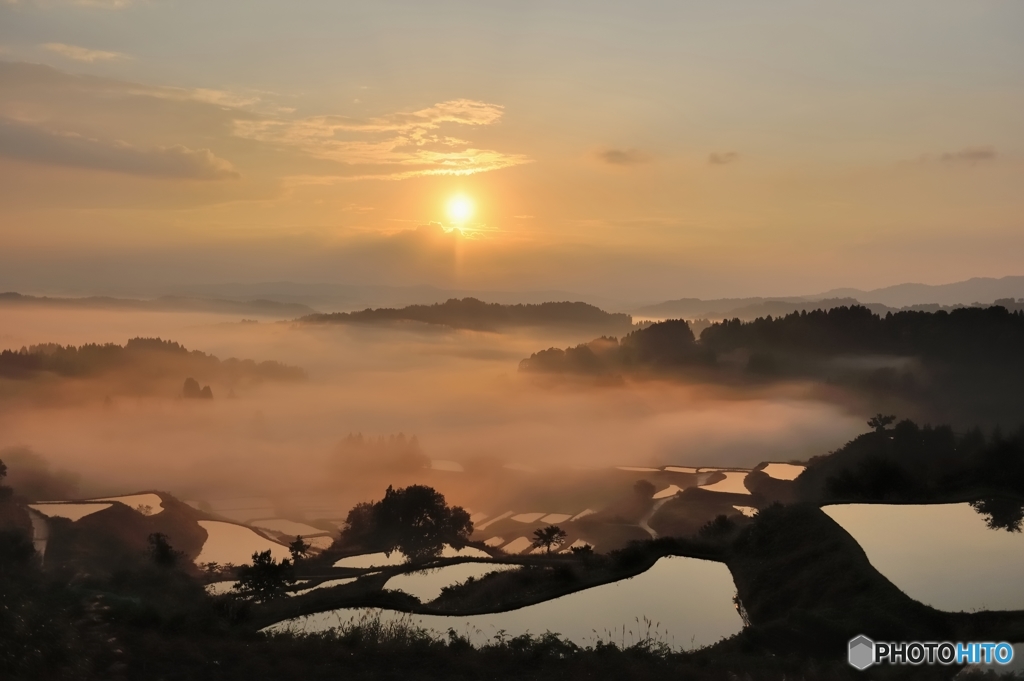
[0,337,306,383]
[520,305,1024,426]
[798,416,1024,531]
[300,298,636,333]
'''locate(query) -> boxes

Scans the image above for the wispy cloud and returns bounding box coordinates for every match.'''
[940,146,995,165]
[596,148,649,166]
[708,151,739,165]
[42,42,129,62]
[235,99,530,179]
[0,117,239,179]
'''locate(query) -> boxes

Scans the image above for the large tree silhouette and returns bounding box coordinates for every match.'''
[343,485,473,562]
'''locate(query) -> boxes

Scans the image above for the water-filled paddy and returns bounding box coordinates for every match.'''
[265,556,742,647]
[512,512,546,523]
[653,484,683,499]
[250,519,326,537]
[385,562,520,602]
[497,537,533,554]
[92,493,165,514]
[334,551,407,569]
[699,471,751,495]
[29,502,112,521]
[293,578,359,596]
[759,463,805,480]
[824,503,1024,611]
[195,520,290,566]
[333,545,489,569]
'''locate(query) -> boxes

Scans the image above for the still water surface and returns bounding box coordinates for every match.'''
[266,556,742,648]
[824,503,1024,611]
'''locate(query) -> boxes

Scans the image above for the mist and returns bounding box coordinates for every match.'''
[0,305,864,517]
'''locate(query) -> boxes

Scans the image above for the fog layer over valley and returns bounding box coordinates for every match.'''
[0,305,863,517]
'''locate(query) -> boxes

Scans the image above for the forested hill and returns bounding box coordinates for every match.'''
[0,337,305,383]
[520,305,1024,426]
[299,297,636,333]
[698,304,1024,360]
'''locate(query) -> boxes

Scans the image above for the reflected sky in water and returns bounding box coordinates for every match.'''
[267,556,742,648]
[824,503,1024,612]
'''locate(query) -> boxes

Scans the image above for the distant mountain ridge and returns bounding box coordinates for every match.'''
[0,292,315,318]
[634,276,1024,321]
[811,276,1024,308]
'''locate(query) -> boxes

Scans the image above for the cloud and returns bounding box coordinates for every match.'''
[0,60,265,115]
[235,99,530,179]
[596,148,649,166]
[940,146,996,165]
[0,117,239,179]
[708,151,739,165]
[42,42,129,62]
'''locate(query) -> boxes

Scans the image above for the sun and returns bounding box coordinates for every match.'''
[446,195,474,225]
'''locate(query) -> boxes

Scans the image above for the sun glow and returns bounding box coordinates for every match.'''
[446,195,474,224]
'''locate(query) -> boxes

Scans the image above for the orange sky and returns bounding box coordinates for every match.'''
[1,1,1022,301]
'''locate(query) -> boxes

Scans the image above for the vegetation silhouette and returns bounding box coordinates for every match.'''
[181,377,213,399]
[797,418,1024,528]
[300,297,635,333]
[532,525,568,554]
[521,304,1024,426]
[234,550,295,601]
[867,413,896,432]
[338,485,473,562]
[0,337,305,397]
[633,480,656,498]
[969,497,1023,532]
[328,433,429,479]
[289,536,312,562]
[147,532,182,567]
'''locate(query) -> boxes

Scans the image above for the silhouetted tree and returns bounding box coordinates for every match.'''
[199,561,222,578]
[0,458,8,501]
[867,414,896,433]
[341,486,473,562]
[234,550,294,601]
[971,497,1024,533]
[339,501,377,550]
[633,479,656,499]
[147,533,182,567]
[0,529,36,570]
[183,377,213,399]
[698,515,736,539]
[373,485,473,562]
[342,485,473,561]
[532,525,568,554]
[288,535,311,563]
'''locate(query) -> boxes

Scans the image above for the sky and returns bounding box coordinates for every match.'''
[1,0,1022,302]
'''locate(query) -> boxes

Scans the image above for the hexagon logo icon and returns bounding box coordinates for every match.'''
[848,635,875,670]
